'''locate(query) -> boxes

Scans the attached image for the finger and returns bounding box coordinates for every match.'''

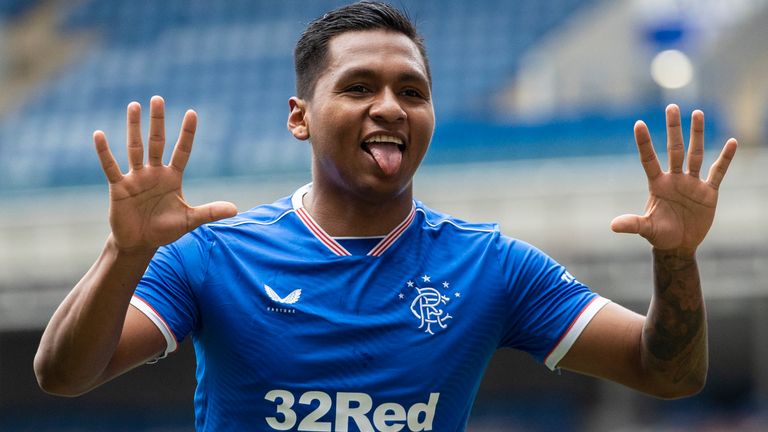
[706,138,738,190]
[169,110,197,173]
[126,101,144,171]
[186,201,238,230]
[147,95,166,166]
[93,130,124,184]
[666,104,684,173]
[686,110,705,178]
[634,120,662,180]
[610,214,651,238]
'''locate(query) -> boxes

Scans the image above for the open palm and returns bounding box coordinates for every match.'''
[94,96,237,252]
[611,105,737,252]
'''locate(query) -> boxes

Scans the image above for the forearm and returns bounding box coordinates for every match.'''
[34,235,156,395]
[641,247,708,397]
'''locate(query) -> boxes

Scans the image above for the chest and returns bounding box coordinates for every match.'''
[195,249,507,380]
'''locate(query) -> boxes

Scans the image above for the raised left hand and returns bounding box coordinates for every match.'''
[611,104,738,253]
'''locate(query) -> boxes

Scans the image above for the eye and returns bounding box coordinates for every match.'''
[344,84,371,94]
[401,88,426,99]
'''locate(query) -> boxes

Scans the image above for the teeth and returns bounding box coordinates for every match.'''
[365,135,403,145]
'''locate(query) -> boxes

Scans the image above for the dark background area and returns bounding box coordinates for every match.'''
[0,305,759,430]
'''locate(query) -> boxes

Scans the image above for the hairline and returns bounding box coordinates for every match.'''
[294,2,431,101]
[309,30,431,99]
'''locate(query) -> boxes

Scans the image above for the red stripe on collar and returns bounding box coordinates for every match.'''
[291,184,415,257]
[295,207,351,256]
[368,205,416,257]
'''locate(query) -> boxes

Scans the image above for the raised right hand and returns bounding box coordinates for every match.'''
[94,96,238,252]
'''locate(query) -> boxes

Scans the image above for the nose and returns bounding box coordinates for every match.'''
[369,88,406,123]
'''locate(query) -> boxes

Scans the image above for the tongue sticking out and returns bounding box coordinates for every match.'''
[367,143,403,176]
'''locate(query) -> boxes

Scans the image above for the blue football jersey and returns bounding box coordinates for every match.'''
[131,183,609,431]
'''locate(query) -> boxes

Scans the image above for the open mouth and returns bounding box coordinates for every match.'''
[360,134,406,154]
[361,134,406,175]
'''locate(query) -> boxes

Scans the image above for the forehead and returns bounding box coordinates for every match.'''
[323,29,429,83]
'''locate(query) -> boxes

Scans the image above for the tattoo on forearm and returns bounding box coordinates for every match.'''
[644,250,707,381]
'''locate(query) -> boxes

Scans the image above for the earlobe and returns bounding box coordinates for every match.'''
[287,97,310,140]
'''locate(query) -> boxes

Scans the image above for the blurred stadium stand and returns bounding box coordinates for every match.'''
[0,0,36,18]
[1,0,767,430]
[0,0,625,191]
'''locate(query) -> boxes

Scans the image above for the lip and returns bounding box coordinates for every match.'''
[360,131,408,152]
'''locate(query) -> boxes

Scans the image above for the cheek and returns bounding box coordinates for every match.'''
[309,118,360,161]
[311,105,361,138]
[413,111,435,144]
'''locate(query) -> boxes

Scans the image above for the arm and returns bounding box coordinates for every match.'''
[34,96,237,396]
[559,105,737,398]
[560,251,706,398]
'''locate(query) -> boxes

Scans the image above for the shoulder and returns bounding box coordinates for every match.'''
[203,195,295,232]
[414,201,498,236]
[166,196,295,253]
[413,201,551,266]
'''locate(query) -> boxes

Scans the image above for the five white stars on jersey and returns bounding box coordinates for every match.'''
[401,275,461,299]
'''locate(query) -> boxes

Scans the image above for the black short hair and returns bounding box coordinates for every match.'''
[294,1,431,99]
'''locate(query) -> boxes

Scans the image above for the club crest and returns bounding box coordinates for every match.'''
[398,275,460,335]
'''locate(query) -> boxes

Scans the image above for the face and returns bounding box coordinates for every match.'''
[288,29,435,204]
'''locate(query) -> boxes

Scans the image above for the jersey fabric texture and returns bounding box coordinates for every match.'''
[131,183,609,431]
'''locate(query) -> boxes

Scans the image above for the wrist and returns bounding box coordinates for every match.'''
[105,234,158,259]
[653,246,697,260]
[652,247,699,275]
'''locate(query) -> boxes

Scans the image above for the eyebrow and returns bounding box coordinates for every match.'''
[336,67,430,87]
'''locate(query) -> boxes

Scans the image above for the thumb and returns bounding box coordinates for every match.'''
[610,214,649,236]
[187,201,238,229]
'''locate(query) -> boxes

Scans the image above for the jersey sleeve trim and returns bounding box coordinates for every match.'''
[544,296,611,371]
[130,295,179,359]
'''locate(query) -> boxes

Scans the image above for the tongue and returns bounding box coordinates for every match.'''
[367,143,402,176]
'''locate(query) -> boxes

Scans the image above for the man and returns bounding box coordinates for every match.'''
[34,1,738,430]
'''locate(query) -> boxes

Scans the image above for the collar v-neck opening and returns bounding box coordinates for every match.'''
[291,183,416,257]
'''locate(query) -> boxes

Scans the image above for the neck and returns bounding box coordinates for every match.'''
[302,182,414,237]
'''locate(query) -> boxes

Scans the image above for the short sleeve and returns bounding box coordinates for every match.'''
[131,228,212,358]
[497,235,610,369]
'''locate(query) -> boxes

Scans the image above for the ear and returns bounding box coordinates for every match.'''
[287,97,310,141]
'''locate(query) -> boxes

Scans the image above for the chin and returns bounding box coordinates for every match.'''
[354,176,412,203]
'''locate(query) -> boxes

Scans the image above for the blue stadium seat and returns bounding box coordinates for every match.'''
[1,0,617,191]
[0,0,39,18]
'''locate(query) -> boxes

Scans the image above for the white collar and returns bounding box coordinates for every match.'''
[291,183,416,257]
